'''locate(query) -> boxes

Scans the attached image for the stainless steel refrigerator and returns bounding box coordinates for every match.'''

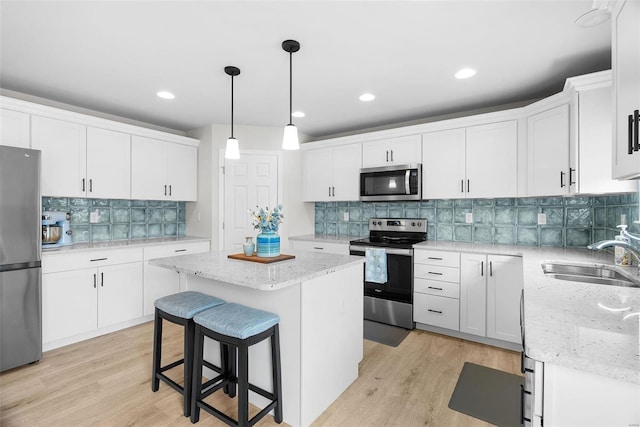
[0,145,42,372]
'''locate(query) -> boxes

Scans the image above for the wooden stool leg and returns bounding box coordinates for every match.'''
[151,310,162,392]
[271,325,283,423]
[183,320,194,417]
[237,343,250,427]
[190,325,205,424]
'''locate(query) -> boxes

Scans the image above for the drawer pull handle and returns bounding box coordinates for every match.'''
[174,249,187,252]
[428,309,442,314]
[90,258,108,262]
[374,289,382,293]
[428,271,443,275]
[428,286,443,291]
[313,247,324,250]
[427,257,443,260]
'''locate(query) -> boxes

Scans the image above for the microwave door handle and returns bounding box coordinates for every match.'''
[405,170,410,195]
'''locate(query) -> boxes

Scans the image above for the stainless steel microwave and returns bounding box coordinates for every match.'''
[359,164,422,201]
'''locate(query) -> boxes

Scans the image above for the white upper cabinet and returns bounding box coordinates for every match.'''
[611,0,640,179]
[31,115,87,198]
[302,143,361,202]
[423,121,518,199]
[422,128,466,199]
[527,104,570,196]
[465,121,518,198]
[131,135,197,201]
[86,127,131,199]
[362,135,421,168]
[0,109,30,148]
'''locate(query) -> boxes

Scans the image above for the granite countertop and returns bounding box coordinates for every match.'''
[150,249,364,291]
[414,240,640,385]
[41,236,210,254]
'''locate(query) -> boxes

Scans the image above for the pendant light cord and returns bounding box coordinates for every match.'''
[289,50,293,126]
[230,74,234,138]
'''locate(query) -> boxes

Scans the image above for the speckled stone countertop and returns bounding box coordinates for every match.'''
[150,250,364,291]
[41,236,210,254]
[288,234,359,244]
[413,240,640,385]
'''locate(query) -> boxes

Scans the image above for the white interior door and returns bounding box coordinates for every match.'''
[224,153,279,251]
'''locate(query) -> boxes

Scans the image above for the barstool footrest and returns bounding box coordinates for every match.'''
[156,372,185,395]
[248,383,275,401]
[159,358,184,373]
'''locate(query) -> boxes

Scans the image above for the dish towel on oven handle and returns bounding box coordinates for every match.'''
[365,248,388,284]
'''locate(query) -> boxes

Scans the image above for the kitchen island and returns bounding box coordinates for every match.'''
[150,250,364,427]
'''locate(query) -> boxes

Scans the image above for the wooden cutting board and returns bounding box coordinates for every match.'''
[227,253,295,264]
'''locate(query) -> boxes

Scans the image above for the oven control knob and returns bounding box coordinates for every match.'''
[418,222,422,226]
[377,221,382,226]
[411,221,416,226]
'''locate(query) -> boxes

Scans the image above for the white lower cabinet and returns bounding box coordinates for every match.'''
[142,240,210,316]
[288,239,349,255]
[42,247,143,348]
[413,293,459,330]
[460,253,523,344]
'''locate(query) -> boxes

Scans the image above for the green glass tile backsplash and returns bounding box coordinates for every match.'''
[314,192,640,247]
[42,197,187,243]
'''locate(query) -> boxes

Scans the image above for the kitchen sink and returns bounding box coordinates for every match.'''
[541,262,640,288]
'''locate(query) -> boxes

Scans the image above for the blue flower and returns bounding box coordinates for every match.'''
[249,204,284,232]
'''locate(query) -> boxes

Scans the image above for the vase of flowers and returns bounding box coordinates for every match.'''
[249,205,284,257]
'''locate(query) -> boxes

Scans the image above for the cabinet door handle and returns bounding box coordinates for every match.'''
[467,179,470,193]
[461,179,464,193]
[328,186,331,197]
[569,167,576,185]
[481,261,484,276]
[427,286,443,291]
[489,261,493,277]
[427,257,443,260]
[560,171,566,188]
[332,186,335,197]
[174,249,187,253]
[101,272,104,287]
[629,114,634,154]
[386,150,389,162]
[82,178,86,192]
[390,149,394,162]
[313,246,324,250]
[634,109,639,152]
[428,309,442,314]
[89,179,93,193]
[428,271,443,276]
[93,273,96,288]
[169,185,172,196]
[164,185,167,196]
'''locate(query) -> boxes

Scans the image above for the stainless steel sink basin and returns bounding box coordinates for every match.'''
[541,262,640,288]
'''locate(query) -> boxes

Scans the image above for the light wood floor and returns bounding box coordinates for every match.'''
[0,321,520,426]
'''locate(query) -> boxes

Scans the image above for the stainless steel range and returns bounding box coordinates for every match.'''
[349,218,427,329]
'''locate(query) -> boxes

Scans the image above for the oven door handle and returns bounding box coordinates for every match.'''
[349,247,413,257]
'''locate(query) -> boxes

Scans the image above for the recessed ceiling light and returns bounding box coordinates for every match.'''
[359,93,375,102]
[292,111,306,118]
[455,68,476,79]
[156,91,175,100]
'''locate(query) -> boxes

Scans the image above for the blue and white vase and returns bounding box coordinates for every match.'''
[256,230,280,257]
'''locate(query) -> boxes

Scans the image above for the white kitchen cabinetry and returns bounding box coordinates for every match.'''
[42,247,143,349]
[142,240,210,316]
[543,363,639,426]
[0,108,30,148]
[460,253,522,344]
[527,104,570,196]
[31,115,87,198]
[413,249,460,330]
[422,121,517,199]
[86,127,131,199]
[362,135,421,168]
[302,143,361,202]
[289,239,349,255]
[612,0,640,179]
[131,135,198,201]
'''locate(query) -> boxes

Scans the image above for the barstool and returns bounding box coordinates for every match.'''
[152,291,226,417]
[190,302,283,426]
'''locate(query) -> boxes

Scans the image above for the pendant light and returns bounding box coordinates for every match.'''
[282,39,300,150]
[224,65,241,160]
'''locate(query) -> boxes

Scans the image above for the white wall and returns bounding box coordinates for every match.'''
[186,123,314,249]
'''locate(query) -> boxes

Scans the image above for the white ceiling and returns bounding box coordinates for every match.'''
[0,1,611,139]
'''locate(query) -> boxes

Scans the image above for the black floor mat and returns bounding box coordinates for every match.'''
[448,362,524,427]
[363,320,410,347]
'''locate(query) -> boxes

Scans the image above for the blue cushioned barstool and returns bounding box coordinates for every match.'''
[190,303,283,426]
[152,291,226,417]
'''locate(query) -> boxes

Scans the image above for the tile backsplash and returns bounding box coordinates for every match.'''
[42,197,186,243]
[314,193,640,247]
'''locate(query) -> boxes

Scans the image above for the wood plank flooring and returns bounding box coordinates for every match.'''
[0,321,520,426]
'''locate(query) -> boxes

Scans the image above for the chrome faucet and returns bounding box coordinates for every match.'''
[587,239,640,271]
